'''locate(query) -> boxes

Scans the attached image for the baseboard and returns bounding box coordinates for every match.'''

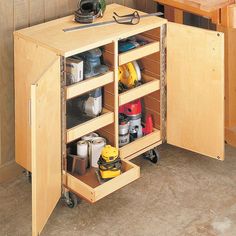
[0,161,24,184]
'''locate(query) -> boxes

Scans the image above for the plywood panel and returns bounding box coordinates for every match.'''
[31,58,61,236]
[14,36,59,171]
[226,28,236,126]
[16,4,166,57]
[218,25,236,146]
[167,22,224,160]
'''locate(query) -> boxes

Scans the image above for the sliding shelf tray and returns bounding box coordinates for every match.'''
[66,71,114,100]
[119,129,161,159]
[64,160,140,203]
[119,40,160,66]
[66,109,114,143]
[119,78,160,106]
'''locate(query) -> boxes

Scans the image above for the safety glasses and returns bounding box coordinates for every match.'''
[113,11,140,25]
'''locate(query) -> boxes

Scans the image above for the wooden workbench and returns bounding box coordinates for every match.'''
[155,0,236,147]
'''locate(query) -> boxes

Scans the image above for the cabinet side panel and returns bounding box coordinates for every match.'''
[14,35,59,171]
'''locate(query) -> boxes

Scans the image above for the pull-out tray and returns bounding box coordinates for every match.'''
[64,160,140,203]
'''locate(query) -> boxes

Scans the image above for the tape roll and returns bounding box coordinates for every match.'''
[81,133,99,142]
[89,137,106,168]
[77,140,89,168]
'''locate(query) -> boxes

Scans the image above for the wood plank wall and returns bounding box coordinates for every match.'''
[0,0,156,168]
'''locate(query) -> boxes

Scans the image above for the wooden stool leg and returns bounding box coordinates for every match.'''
[174,9,183,24]
[164,5,175,22]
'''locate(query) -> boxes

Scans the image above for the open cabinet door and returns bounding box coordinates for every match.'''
[31,58,61,235]
[167,22,224,160]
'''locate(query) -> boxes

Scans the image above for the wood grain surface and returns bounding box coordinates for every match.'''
[0,0,153,168]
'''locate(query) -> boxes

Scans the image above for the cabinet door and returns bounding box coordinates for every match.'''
[31,58,61,235]
[167,22,224,160]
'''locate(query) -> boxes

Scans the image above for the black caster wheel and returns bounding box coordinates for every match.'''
[143,147,160,164]
[27,172,32,184]
[65,192,80,209]
[23,170,32,184]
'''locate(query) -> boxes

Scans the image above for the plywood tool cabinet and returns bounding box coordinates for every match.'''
[14,4,225,236]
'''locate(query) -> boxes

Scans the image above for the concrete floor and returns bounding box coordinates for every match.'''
[1,144,236,236]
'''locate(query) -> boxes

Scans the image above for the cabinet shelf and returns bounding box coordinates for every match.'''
[119,41,160,66]
[119,75,160,106]
[66,109,114,143]
[66,71,114,100]
[65,160,140,203]
[119,129,161,159]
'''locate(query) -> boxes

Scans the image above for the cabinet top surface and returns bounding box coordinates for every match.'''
[15,4,167,57]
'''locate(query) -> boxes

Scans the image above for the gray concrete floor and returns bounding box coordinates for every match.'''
[1,144,236,236]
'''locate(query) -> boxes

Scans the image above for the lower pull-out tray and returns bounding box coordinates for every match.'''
[64,160,140,203]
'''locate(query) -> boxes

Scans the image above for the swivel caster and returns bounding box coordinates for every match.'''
[64,192,81,209]
[143,147,160,164]
[23,170,32,184]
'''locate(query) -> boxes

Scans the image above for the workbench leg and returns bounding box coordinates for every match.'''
[163,5,183,24]
[174,9,183,24]
[164,5,175,22]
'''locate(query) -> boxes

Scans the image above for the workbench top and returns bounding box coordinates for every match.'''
[14,4,167,57]
[155,0,234,11]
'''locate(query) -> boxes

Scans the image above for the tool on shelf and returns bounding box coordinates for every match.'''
[66,47,108,86]
[119,99,154,146]
[72,88,103,117]
[97,145,122,180]
[66,57,84,85]
[64,12,163,32]
[118,36,148,53]
[74,0,106,23]
[80,48,109,79]
[124,99,143,141]
[119,61,141,92]
[119,113,130,147]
